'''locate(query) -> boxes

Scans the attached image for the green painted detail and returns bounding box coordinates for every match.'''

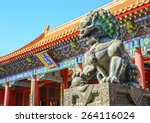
[0,54,84,84]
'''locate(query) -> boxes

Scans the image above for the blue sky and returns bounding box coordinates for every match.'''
[0,0,112,56]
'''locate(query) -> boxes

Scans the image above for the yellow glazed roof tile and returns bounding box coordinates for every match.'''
[0,0,149,63]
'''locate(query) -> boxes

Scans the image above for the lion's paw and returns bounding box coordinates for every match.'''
[101,76,119,83]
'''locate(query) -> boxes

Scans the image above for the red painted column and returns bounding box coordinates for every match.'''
[4,82,10,106]
[34,75,39,106]
[64,69,68,89]
[134,48,146,89]
[61,69,68,89]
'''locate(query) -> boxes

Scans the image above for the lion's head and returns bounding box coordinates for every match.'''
[80,9,120,45]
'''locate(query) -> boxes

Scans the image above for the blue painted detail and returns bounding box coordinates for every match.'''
[145,45,150,51]
[124,34,150,50]
[42,53,55,66]
[0,54,85,84]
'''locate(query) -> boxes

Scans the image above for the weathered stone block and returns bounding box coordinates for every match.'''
[64,83,150,106]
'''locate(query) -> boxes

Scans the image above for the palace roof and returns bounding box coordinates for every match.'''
[0,0,149,64]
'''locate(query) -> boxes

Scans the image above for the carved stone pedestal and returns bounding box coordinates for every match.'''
[64,83,150,106]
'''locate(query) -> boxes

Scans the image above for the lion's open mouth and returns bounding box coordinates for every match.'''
[80,27,100,39]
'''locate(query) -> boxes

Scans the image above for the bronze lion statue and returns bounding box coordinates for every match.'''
[71,9,140,88]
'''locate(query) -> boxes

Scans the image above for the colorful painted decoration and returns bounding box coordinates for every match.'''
[15,81,30,87]
[51,39,89,62]
[140,36,150,46]
[0,54,85,84]
[124,21,134,29]
[134,38,141,48]
[120,14,150,40]
[142,45,150,56]
[35,50,58,70]
[124,34,150,50]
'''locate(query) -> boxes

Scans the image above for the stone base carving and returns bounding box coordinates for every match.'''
[64,83,150,106]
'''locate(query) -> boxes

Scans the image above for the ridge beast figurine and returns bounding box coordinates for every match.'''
[71,9,140,88]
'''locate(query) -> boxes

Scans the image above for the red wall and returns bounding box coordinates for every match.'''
[0,89,18,106]
[9,90,16,106]
[15,87,30,106]
[0,89,4,105]
[0,87,30,106]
